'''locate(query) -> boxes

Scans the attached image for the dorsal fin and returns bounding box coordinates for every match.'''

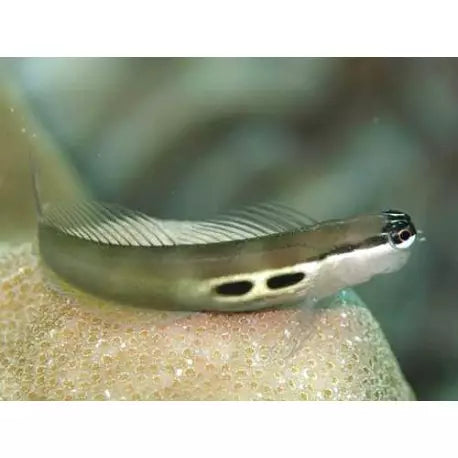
[41,201,316,247]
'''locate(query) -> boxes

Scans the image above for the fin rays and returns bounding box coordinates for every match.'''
[42,201,316,247]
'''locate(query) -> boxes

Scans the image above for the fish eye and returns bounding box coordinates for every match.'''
[389,226,416,249]
[399,229,411,242]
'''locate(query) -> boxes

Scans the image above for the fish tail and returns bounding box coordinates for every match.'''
[29,148,43,219]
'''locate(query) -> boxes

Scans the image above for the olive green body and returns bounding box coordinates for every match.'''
[38,213,402,312]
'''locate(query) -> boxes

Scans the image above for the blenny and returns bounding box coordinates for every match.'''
[36,198,418,312]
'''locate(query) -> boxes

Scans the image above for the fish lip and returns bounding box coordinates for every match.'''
[416,229,427,242]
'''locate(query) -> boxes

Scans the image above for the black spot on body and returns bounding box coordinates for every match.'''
[266,272,305,290]
[215,280,253,296]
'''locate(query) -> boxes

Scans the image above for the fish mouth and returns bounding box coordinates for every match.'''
[416,229,427,243]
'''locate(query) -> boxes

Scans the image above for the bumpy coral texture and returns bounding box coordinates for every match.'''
[0,244,414,400]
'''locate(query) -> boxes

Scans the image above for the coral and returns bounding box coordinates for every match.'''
[0,244,414,400]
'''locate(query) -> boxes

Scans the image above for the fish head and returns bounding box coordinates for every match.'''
[356,209,419,279]
[382,209,418,250]
[311,210,420,298]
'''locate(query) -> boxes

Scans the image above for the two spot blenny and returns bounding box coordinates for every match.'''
[36,198,419,312]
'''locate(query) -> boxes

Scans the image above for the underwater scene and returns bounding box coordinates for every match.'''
[0,58,456,400]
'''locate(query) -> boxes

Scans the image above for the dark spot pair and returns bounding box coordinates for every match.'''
[215,272,305,297]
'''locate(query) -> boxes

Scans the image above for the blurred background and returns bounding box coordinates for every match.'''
[0,57,456,400]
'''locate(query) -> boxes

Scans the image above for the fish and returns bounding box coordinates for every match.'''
[35,197,419,312]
